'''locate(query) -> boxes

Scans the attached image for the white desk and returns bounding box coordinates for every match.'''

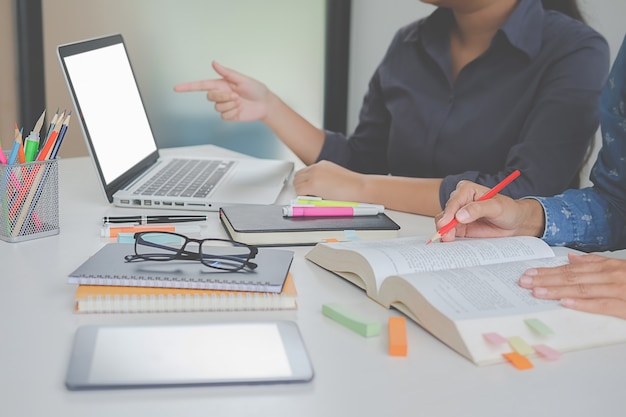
[2,145,626,417]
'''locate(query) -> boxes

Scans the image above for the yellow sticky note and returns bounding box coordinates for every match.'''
[507,336,535,355]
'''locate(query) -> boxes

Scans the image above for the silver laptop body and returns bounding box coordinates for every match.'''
[57,34,293,211]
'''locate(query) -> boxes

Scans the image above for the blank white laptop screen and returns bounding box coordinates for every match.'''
[63,43,155,184]
[59,34,294,210]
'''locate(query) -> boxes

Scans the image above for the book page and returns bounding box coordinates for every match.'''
[329,236,555,292]
[400,256,568,321]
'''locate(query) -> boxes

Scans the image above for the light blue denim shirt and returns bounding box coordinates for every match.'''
[534,34,626,252]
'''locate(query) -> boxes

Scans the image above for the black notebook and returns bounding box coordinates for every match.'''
[68,243,293,293]
[219,204,401,246]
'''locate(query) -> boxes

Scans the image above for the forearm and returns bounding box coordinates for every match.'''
[361,176,444,216]
[263,93,324,165]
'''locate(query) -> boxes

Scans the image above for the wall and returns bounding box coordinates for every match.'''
[0,0,18,150]
[41,0,326,159]
[348,0,626,187]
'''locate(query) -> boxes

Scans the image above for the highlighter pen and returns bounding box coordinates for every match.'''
[282,206,379,217]
[24,110,46,162]
[427,169,521,244]
[0,140,7,164]
[293,196,385,213]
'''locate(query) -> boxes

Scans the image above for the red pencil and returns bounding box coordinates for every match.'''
[427,170,521,244]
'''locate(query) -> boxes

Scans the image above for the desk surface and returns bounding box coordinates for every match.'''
[2,145,625,417]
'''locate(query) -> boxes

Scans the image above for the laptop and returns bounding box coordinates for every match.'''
[57,34,294,211]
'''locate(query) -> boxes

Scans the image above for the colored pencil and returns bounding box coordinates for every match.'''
[427,170,521,244]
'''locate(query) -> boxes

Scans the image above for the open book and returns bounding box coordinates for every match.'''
[305,236,626,366]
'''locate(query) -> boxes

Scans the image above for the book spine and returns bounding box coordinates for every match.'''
[67,276,281,293]
[75,294,298,313]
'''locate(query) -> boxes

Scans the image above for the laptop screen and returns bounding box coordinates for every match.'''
[60,37,157,186]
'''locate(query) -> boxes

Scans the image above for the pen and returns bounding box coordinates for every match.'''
[427,170,521,244]
[102,215,209,224]
[294,196,385,213]
[282,206,380,217]
[50,112,71,159]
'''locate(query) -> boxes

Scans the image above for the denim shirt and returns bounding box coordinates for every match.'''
[318,0,609,207]
[535,35,626,252]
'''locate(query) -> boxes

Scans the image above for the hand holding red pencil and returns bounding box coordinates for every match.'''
[428,170,522,244]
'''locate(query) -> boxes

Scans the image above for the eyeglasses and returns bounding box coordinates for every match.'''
[124,232,258,272]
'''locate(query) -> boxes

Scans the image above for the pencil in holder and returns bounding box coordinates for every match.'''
[0,156,59,242]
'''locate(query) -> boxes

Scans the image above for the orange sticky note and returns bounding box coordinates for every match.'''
[388,316,407,357]
[502,352,534,370]
[101,225,176,238]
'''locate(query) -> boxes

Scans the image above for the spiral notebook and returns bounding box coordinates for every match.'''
[73,273,298,313]
[68,243,293,293]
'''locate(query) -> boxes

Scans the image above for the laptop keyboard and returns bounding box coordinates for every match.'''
[134,159,235,198]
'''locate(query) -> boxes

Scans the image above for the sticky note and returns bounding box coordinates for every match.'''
[117,232,136,244]
[344,230,359,240]
[388,317,407,356]
[533,344,561,361]
[483,332,508,345]
[322,302,381,337]
[502,352,534,370]
[524,318,554,336]
[507,336,535,355]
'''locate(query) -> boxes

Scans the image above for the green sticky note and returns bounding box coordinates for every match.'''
[524,318,554,336]
[507,336,535,355]
[322,302,381,337]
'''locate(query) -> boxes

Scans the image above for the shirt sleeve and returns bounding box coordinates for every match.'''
[533,189,626,252]
[529,34,626,252]
[317,33,397,174]
[439,31,610,206]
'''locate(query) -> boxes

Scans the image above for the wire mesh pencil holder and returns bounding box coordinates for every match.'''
[0,156,59,242]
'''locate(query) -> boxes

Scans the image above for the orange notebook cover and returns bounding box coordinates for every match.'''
[74,273,297,313]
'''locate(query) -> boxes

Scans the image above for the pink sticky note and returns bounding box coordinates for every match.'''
[483,332,508,345]
[533,344,561,361]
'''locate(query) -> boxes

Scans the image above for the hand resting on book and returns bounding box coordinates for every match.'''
[436,180,626,320]
[519,253,626,320]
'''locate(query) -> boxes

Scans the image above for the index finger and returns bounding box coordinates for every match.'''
[438,181,490,227]
[174,79,228,92]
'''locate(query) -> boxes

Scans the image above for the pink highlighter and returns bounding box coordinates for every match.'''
[282,206,379,217]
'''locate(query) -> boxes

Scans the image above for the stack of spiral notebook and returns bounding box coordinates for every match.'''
[68,243,296,313]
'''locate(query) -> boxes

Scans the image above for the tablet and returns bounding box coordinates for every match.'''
[65,321,314,390]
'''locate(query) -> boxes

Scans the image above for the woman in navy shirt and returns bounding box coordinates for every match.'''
[175,0,608,216]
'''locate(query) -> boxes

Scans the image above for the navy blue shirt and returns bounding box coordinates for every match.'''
[318,0,609,207]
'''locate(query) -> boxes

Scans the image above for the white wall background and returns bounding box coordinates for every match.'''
[42,0,326,160]
[348,0,626,187]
